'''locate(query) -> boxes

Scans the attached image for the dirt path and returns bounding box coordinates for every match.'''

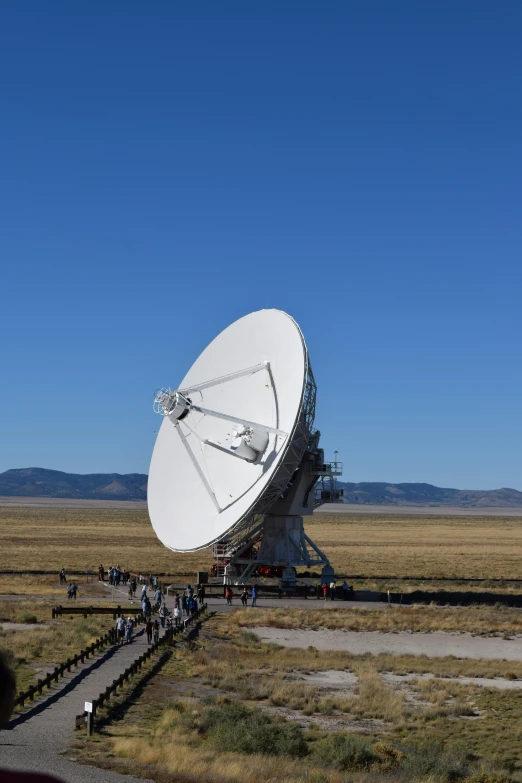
[248,626,522,660]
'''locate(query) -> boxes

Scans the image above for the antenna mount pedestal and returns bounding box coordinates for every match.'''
[214,431,343,585]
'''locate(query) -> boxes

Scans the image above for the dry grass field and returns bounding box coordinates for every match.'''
[225,604,522,637]
[305,513,522,580]
[0,506,212,577]
[1,505,522,583]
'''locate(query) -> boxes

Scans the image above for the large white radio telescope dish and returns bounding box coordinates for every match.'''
[148,310,310,552]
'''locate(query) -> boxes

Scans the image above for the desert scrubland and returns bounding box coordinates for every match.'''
[69,614,522,783]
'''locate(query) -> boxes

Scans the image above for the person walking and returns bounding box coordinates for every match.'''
[342,580,351,600]
[329,581,336,601]
[154,586,163,608]
[322,582,328,601]
[153,619,160,643]
[146,618,153,644]
[241,587,248,606]
[251,585,257,607]
[59,568,67,585]
[125,617,134,644]
[173,606,181,627]
[141,583,147,602]
[98,564,104,582]
[116,614,126,645]
[197,583,205,605]
[160,603,169,628]
[225,586,233,606]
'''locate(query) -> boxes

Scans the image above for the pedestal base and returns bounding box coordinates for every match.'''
[227,515,332,583]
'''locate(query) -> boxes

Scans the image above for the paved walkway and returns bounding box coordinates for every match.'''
[0,625,156,782]
[203,595,390,611]
[103,582,389,613]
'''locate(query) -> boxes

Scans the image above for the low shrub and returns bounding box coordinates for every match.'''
[200,700,308,758]
[20,612,38,624]
[312,733,377,770]
[373,741,405,770]
[401,739,470,782]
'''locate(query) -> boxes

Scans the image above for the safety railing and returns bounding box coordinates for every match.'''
[51,604,134,619]
[14,616,142,708]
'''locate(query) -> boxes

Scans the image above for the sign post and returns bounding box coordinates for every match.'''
[85,701,94,735]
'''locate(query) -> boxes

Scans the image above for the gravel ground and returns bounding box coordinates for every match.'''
[248,626,522,660]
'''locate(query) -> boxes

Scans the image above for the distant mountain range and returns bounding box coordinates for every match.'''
[337,482,522,508]
[0,468,520,507]
[0,468,147,500]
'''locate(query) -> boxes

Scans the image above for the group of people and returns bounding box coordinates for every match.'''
[66,582,78,599]
[321,579,352,600]
[171,584,201,616]
[226,584,257,607]
[114,582,203,646]
[137,573,160,589]
[104,565,130,586]
[115,614,135,644]
[97,565,162,591]
[140,586,162,618]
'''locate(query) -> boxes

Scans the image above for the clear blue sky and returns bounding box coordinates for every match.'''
[1,1,521,490]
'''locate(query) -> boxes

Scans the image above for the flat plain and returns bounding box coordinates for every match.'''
[1,503,522,582]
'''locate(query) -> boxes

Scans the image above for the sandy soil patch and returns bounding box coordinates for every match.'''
[289,669,358,689]
[264,703,387,733]
[382,672,522,690]
[248,627,522,660]
[0,621,50,631]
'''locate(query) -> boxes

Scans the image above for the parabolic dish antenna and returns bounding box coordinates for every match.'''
[148,309,343,583]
